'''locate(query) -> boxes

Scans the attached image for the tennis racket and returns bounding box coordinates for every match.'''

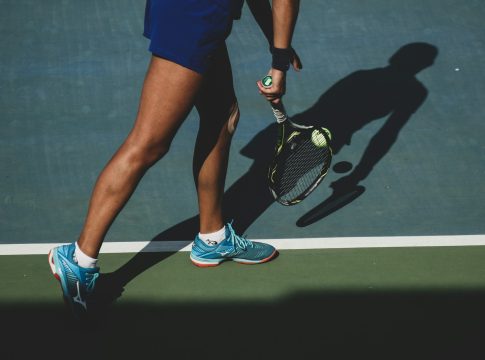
[262,75,333,206]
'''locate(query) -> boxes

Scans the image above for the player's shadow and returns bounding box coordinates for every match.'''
[144,42,439,236]
[91,42,438,313]
[151,42,438,237]
[295,42,438,226]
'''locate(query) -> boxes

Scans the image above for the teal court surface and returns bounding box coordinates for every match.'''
[1,1,485,358]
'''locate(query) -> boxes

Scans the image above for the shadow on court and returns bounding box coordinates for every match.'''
[294,42,438,226]
[152,42,439,239]
[4,289,484,359]
[90,43,440,303]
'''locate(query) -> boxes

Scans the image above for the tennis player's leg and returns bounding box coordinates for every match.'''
[49,56,203,317]
[76,56,203,257]
[192,45,238,235]
[190,45,277,266]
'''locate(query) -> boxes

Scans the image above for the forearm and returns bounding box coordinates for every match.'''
[256,0,301,102]
[272,0,300,49]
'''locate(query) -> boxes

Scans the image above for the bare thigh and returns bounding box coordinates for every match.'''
[125,55,205,166]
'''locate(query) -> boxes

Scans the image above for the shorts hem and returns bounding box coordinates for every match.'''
[143,32,207,74]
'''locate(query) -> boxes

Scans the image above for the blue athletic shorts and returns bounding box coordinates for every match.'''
[143,0,243,74]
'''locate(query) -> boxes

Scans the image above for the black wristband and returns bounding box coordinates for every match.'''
[271,46,292,72]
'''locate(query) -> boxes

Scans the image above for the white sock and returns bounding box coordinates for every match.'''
[199,226,226,246]
[74,242,99,268]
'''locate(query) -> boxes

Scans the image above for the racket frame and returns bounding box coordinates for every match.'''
[268,100,332,206]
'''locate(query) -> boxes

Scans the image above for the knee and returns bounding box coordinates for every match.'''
[123,137,171,170]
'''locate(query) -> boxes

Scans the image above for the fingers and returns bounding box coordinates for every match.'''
[257,69,286,104]
[256,80,283,104]
[256,48,302,104]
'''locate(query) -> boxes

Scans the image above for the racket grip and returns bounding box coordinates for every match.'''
[261,75,288,123]
[270,101,288,123]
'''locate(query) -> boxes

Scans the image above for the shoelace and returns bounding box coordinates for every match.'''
[226,222,254,252]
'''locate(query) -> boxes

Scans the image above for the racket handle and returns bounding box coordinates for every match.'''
[261,75,288,123]
[270,101,288,124]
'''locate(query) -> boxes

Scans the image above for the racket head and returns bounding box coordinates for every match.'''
[268,121,333,205]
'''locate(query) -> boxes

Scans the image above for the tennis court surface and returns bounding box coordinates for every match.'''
[1,0,485,358]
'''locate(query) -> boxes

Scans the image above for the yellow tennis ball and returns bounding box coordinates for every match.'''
[311,129,327,147]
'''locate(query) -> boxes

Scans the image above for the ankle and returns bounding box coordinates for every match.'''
[74,242,99,268]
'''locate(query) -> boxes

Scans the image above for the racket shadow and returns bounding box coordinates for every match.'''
[296,185,365,227]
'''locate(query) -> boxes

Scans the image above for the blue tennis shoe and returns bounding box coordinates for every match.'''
[48,243,99,319]
[190,222,277,267]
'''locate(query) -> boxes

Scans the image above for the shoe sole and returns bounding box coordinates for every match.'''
[190,249,277,267]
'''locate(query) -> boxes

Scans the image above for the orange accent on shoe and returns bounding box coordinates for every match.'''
[48,250,61,281]
[190,260,221,268]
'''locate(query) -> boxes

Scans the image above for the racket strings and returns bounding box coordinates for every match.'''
[272,136,331,201]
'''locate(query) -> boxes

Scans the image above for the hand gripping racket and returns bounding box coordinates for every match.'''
[262,75,333,206]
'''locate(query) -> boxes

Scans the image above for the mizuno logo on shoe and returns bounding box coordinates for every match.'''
[217,249,234,256]
[73,281,87,310]
[206,240,218,246]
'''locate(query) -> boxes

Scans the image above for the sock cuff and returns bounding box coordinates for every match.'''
[199,226,226,245]
[74,242,99,268]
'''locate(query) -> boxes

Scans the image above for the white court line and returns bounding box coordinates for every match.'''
[1,235,485,255]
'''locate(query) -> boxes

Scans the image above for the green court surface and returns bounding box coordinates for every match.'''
[2,247,485,358]
[2,0,485,358]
